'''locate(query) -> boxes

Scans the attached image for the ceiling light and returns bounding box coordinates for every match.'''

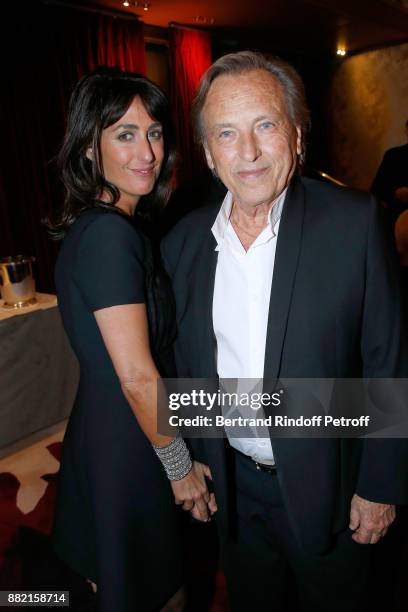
[122,1,150,9]
[336,48,347,56]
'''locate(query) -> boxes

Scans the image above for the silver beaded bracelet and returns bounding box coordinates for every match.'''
[153,436,193,481]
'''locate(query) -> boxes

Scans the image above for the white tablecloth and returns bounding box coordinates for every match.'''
[0,293,79,448]
[0,292,57,321]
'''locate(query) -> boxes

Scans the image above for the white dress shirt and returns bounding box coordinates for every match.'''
[212,189,286,463]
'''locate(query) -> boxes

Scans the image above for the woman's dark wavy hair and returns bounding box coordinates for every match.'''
[48,67,176,239]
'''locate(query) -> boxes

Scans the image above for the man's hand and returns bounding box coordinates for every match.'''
[192,461,218,517]
[394,186,408,202]
[349,493,395,544]
[170,461,217,522]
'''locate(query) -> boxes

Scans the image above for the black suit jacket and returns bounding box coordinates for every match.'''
[372,143,408,221]
[162,176,408,554]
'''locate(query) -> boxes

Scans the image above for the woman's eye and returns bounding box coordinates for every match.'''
[260,121,274,129]
[219,130,234,140]
[148,129,163,141]
[118,132,134,142]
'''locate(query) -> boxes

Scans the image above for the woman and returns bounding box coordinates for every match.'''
[49,67,214,612]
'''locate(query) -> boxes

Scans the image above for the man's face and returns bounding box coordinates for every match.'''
[202,69,302,209]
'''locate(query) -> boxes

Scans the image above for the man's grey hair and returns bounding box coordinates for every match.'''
[192,50,311,166]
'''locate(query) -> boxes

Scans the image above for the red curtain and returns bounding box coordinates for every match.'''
[0,3,146,292]
[96,17,146,73]
[169,26,212,185]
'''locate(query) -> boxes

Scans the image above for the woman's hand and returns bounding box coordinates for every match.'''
[171,461,217,522]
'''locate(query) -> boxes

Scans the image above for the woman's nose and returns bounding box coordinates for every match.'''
[136,137,155,163]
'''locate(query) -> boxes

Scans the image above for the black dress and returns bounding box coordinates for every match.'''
[53,208,183,611]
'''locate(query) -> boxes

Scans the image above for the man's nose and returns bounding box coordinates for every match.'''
[239,132,261,162]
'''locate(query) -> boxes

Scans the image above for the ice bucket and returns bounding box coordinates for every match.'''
[0,255,37,308]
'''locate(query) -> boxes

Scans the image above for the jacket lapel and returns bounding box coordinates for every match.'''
[193,228,219,378]
[263,177,305,382]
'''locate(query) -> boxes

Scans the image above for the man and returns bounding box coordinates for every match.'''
[162,52,407,611]
[372,119,408,225]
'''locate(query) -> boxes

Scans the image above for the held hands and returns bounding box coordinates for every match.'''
[349,493,396,544]
[394,186,408,202]
[171,461,218,522]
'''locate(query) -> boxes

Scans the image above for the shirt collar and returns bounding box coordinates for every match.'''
[211,187,287,247]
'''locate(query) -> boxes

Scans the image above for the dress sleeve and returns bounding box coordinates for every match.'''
[72,212,145,311]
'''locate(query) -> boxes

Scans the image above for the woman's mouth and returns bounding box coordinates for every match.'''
[129,167,155,176]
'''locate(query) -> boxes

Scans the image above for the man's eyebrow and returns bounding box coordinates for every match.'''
[211,115,277,129]
[254,114,278,122]
[211,122,235,130]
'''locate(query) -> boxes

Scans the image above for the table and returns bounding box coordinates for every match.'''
[0,292,58,321]
[0,293,79,448]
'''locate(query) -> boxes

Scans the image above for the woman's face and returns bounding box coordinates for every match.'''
[96,96,164,214]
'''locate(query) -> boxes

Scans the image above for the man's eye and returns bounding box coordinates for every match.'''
[148,129,163,141]
[219,130,234,139]
[118,132,133,142]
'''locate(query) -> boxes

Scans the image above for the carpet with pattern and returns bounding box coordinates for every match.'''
[1,440,407,611]
[0,441,228,611]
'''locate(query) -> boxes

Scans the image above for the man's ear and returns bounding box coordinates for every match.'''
[203,143,215,172]
[85,146,93,161]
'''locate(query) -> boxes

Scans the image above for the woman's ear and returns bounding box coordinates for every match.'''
[85,146,93,161]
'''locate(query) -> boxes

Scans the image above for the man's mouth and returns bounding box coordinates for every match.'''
[237,167,268,180]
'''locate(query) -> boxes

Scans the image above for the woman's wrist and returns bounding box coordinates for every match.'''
[153,436,193,481]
